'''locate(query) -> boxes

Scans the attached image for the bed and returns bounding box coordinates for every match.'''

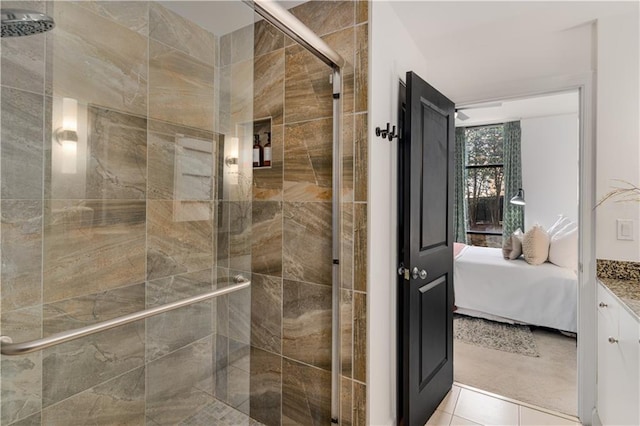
[454,244,578,333]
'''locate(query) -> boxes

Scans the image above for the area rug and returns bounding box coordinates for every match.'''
[453,315,540,357]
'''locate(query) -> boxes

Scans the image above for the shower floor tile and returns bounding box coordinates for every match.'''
[180,399,265,426]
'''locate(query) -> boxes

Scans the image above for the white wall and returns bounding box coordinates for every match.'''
[368,2,428,425]
[595,10,640,262]
[521,114,580,230]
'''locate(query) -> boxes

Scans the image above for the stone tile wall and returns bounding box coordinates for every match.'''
[248,2,369,425]
[0,1,253,425]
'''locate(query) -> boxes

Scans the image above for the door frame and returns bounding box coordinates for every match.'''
[454,71,597,424]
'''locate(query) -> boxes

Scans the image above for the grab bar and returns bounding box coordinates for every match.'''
[0,275,251,356]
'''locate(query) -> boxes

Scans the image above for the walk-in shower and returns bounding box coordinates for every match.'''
[1,9,55,37]
[0,0,366,424]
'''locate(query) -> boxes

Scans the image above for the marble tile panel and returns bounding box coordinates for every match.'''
[146,337,215,425]
[231,23,255,65]
[341,377,353,426]
[42,283,145,407]
[354,113,368,202]
[147,119,216,201]
[353,203,367,292]
[7,411,41,426]
[1,200,42,311]
[215,334,229,400]
[250,346,282,426]
[355,24,368,113]
[282,358,331,426]
[217,201,231,269]
[250,274,282,354]
[51,1,148,116]
[1,306,42,425]
[145,269,214,362]
[254,50,284,125]
[1,1,46,93]
[229,285,251,345]
[230,59,255,129]
[149,3,216,66]
[251,201,283,277]
[73,1,149,35]
[353,381,366,426]
[215,268,230,338]
[290,1,355,37]
[323,27,355,114]
[41,366,145,426]
[284,44,332,123]
[43,199,146,302]
[341,289,353,378]
[253,125,284,201]
[283,202,332,285]
[229,337,250,373]
[217,64,232,134]
[227,364,250,412]
[341,202,354,290]
[254,20,284,58]
[1,87,44,199]
[343,114,355,201]
[356,0,369,24]
[86,106,147,199]
[284,119,333,201]
[229,201,252,272]
[219,33,232,68]
[146,200,213,281]
[283,280,332,369]
[353,292,367,383]
[149,39,215,132]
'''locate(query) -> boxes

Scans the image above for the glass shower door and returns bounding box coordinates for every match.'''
[0,1,255,424]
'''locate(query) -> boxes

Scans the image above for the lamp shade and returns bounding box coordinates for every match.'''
[510,188,526,206]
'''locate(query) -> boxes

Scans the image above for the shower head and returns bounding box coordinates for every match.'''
[1,9,55,38]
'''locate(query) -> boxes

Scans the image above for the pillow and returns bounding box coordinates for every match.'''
[547,215,572,239]
[502,228,523,260]
[548,223,578,272]
[522,224,550,265]
[454,242,467,258]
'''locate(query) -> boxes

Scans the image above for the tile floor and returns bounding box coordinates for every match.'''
[426,383,581,426]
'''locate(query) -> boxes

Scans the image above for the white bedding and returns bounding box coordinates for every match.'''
[454,245,578,333]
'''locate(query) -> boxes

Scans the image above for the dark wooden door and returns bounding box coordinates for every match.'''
[397,72,455,426]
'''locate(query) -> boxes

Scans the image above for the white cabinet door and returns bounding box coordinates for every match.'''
[618,306,640,425]
[597,283,640,425]
[597,284,620,425]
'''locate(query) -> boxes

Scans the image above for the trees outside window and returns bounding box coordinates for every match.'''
[465,125,504,247]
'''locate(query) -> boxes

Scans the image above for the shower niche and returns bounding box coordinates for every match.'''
[252,117,272,169]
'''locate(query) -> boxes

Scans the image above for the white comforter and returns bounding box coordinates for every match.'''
[454,245,578,333]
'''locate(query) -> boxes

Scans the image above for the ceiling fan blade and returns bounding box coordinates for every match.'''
[458,102,503,111]
[456,110,470,121]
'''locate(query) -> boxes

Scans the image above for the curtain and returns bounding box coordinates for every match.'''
[454,127,468,243]
[502,121,524,243]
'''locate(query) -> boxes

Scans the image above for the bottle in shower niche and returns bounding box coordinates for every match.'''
[263,132,272,167]
[253,134,262,167]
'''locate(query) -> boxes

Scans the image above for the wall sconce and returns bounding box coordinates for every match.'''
[510,188,526,206]
[224,136,239,168]
[55,97,78,174]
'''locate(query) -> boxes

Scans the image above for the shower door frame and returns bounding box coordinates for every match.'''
[247,1,346,423]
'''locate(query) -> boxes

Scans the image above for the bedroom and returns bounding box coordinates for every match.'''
[451,91,580,418]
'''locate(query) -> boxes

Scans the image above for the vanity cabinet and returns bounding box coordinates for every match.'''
[597,282,640,426]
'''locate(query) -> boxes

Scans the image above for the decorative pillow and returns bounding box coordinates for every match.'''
[548,223,578,272]
[547,215,571,239]
[502,228,523,260]
[522,225,550,265]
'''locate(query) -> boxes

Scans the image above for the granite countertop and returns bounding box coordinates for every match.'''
[599,277,640,320]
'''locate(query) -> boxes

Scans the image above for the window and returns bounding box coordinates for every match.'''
[465,124,504,247]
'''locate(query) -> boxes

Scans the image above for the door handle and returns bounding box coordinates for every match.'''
[411,267,428,280]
